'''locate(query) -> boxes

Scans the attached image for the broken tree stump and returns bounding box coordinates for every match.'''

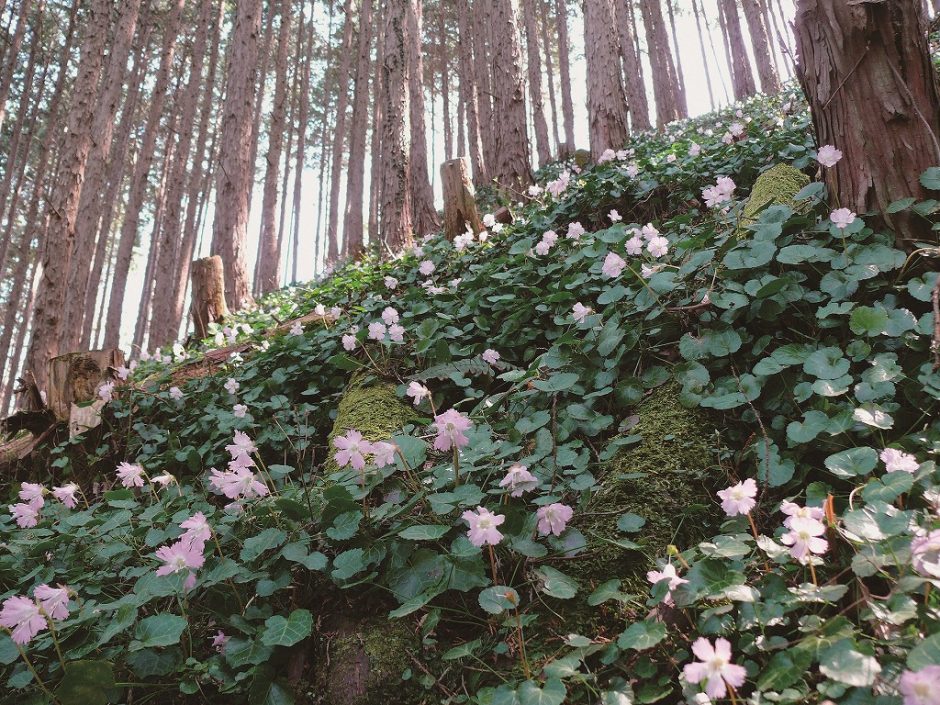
[46,349,124,439]
[191,255,230,340]
[440,157,484,240]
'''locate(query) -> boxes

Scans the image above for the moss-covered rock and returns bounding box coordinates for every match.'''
[316,618,418,705]
[739,163,810,233]
[574,384,718,591]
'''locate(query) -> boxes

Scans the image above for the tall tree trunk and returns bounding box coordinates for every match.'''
[490,0,532,193]
[554,0,576,149]
[26,0,110,391]
[211,0,261,312]
[584,0,629,159]
[326,0,357,263]
[457,0,486,184]
[149,0,214,346]
[247,1,277,216]
[539,0,560,150]
[641,0,682,126]
[103,0,185,347]
[379,0,413,252]
[291,5,313,282]
[63,0,144,349]
[255,0,292,295]
[742,0,780,94]
[717,0,757,100]
[343,0,374,259]
[1,256,37,413]
[794,0,940,247]
[0,0,33,135]
[691,0,717,110]
[664,0,688,117]
[368,0,386,246]
[408,0,441,236]
[439,7,452,162]
[523,0,552,166]
[615,0,651,132]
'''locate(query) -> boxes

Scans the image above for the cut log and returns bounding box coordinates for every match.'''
[440,157,484,240]
[46,349,124,423]
[190,255,230,340]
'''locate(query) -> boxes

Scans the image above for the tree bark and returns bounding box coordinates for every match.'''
[584,0,629,159]
[190,255,230,340]
[615,0,651,132]
[554,0,576,149]
[407,0,441,237]
[291,7,314,281]
[211,0,261,312]
[379,0,413,252]
[457,0,486,184]
[690,0,717,110]
[539,0,560,151]
[368,0,385,246]
[441,157,484,240]
[794,0,940,246]
[742,0,780,94]
[522,0,552,166]
[664,0,688,117]
[26,0,111,392]
[472,0,496,177]
[343,0,374,259]
[640,0,683,126]
[490,0,532,193]
[0,0,33,135]
[438,6,453,162]
[717,0,757,100]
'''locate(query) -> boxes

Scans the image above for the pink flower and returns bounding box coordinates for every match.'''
[432,409,473,452]
[462,507,505,547]
[881,448,919,474]
[116,462,145,488]
[602,252,626,278]
[566,222,585,240]
[34,584,70,621]
[817,144,842,168]
[830,208,856,230]
[232,404,247,418]
[209,466,269,500]
[382,307,400,325]
[572,303,592,324]
[419,260,435,276]
[608,209,622,223]
[371,441,397,468]
[388,324,405,343]
[482,349,500,365]
[641,223,660,240]
[384,276,398,289]
[702,176,736,208]
[911,529,940,579]
[368,321,387,341]
[780,501,824,529]
[597,148,616,164]
[536,503,574,536]
[483,213,496,228]
[547,171,570,197]
[224,378,239,395]
[52,483,79,509]
[98,381,114,403]
[900,666,940,705]
[534,240,551,256]
[0,595,46,644]
[151,473,176,488]
[181,512,212,544]
[688,143,701,156]
[9,503,38,528]
[647,236,669,258]
[498,464,538,497]
[342,333,357,351]
[211,630,230,654]
[729,121,745,137]
[625,233,644,255]
[155,538,206,577]
[19,483,45,509]
[624,163,639,178]
[646,563,688,606]
[683,637,746,699]
[406,381,431,405]
[226,431,257,461]
[289,321,304,336]
[169,386,184,401]
[334,430,372,471]
[717,478,757,517]
[780,516,828,564]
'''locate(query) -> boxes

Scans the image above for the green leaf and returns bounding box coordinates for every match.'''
[616,513,646,532]
[478,586,521,614]
[331,548,365,580]
[824,447,877,478]
[616,621,667,651]
[587,579,632,606]
[598,285,629,304]
[132,614,187,649]
[535,566,578,599]
[240,528,288,561]
[803,347,849,379]
[757,648,813,690]
[518,679,567,705]
[281,543,329,571]
[908,632,940,669]
[0,634,19,665]
[819,640,881,687]
[249,666,296,705]
[886,196,916,213]
[56,660,116,705]
[261,609,313,647]
[850,306,890,336]
[920,166,940,190]
[398,524,451,540]
[533,373,580,392]
[597,317,625,356]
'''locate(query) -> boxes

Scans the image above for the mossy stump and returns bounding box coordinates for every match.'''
[738,163,810,235]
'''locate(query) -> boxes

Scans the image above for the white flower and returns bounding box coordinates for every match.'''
[817,144,843,168]
[483,213,496,228]
[232,404,247,418]
[572,302,592,324]
[384,276,398,290]
[647,236,669,258]
[608,209,622,223]
[881,448,920,473]
[830,208,856,230]
[224,378,239,395]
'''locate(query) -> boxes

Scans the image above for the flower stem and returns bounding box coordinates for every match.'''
[453,448,461,486]
[515,610,531,679]
[746,512,760,542]
[44,616,67,671]
[809,561,818,587]
[11,638,58,704]
[487,545,499,585]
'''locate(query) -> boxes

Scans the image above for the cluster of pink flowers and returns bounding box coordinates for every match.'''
[702,176,736,208]
[625,223,669,259]
[881,447,920,473]
[779,501,828,565]
[534,229,558,256]
[9,481,84,528]
[546,170,570,198]
[209,431,269,504]
[333,430,397,471]
[154,511,212,591]
[566,221,585,240]
[454,228,476,251]
[0,584,71,644]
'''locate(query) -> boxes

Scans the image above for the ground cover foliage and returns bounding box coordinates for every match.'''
[2,86,940,705]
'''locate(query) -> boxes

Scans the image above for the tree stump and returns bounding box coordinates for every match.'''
[440,157,484,240]
[46,349,124,424]
[190,255,230,340]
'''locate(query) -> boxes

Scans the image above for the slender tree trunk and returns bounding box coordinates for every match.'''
[368,0,385,246]
[0,230,35,403]
[665,0,688,116]
[691,0,717,110]
[718,0,757,99]
[554,0,576,150]
[767,0,795,79]
[615,0,651,132]
[380,0,413,252]
[291,6,313,282]
[26,0,110,391]
[1,256,37,412]
[408,0,441,236]
[584,0,629,159]
[742,0,780,94]
[255,0,292,295]
[103,0,186,347]
[439,7,452,162]
[211,0,261,312]
[704,0,732,103]
[641,0,682,126]
[457,0,486,184]
[472,0,496,173]
[795,0,940,246]
[0,0,33,135]
[343,0,374,259]
[539,0,560,150]
[490,0,532,193]
[247,1,276,215]
[325,0,357,263]
[523,0,552,166]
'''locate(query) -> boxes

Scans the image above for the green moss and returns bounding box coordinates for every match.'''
[738,163,810,234]
[574,384,718,589]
